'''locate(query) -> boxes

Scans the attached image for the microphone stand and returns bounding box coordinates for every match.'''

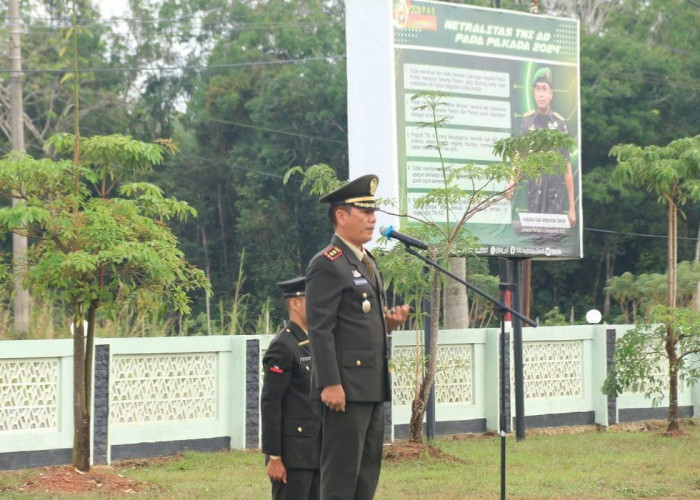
[401,244,537,500]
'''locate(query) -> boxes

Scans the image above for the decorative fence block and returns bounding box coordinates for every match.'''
[0,359,60,432]
[110,353,217,424]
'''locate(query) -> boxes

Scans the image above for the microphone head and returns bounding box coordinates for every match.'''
[379,225,393,238]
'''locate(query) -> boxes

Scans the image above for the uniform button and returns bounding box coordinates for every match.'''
[297,427,303,433]
[305,366,310,371]
[356,360,361,366]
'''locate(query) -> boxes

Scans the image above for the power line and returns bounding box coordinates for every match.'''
[585,227,699,242]
[0,55,345,75]
[208,118,347,145]
[0,20,338,35]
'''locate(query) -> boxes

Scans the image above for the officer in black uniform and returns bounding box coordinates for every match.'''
[517,66,576,227]
[261,276,321,500]
[306,174,410,500]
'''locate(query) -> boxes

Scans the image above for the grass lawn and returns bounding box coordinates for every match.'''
[1,419,699,498]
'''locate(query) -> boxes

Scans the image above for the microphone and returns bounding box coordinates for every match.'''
[380,225,428,250]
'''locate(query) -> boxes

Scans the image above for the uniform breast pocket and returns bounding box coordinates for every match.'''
[299,356,312,376]
[284,417,315,438]
[341,349,375,369]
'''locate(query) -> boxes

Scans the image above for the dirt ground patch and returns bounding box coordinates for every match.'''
[383,440,471,464]
[1,457,175,497]
[4,465,152,496]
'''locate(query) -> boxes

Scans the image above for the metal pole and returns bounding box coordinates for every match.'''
[512,259,525,440]
[498,259,510,500]
[9,0,30,336]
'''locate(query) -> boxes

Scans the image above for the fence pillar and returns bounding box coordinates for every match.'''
[93,344,110,464]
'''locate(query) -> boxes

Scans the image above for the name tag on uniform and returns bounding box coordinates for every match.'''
[354,278,369,286]
[299,356,311,362]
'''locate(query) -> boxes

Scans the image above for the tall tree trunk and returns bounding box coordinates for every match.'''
[72,312,88,471]
[408,271,441,443]
[666,202,679,433]
[9,0,30,336]
[694,221,700,311]
[443,257,468,329]
[217,184,229,277]
[201,226,212,335]
[665,324,679,433]
[603,251,614,317]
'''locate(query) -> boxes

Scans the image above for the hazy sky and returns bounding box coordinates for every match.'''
[98,0,128,18]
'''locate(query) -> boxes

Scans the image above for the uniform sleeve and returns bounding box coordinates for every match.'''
[306,255,344,389]
[260,338,293,456]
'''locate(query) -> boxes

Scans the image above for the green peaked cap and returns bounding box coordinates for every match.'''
[532,67,552,87]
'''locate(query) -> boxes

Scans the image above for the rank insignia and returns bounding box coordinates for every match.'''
[323,245,343,261]
[269,365,283,374]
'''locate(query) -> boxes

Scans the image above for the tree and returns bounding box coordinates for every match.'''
[603,305,700,433]
[605,135,700,432]
[0,0,130,156]
[168,0,348,326]
[0,134,209,470]
[380,92,574,443]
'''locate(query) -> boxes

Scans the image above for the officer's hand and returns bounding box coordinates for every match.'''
[385,304,410,332]
[321,384,346,412]
[267,457,287,483]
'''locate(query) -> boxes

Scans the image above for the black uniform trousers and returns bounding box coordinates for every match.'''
[320,401,384,500]
[270,467,320,500]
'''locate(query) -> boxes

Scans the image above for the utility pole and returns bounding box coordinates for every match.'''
[9,0,31,336]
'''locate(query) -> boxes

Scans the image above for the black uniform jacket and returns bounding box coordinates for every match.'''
[306,235,390,403]
[261,321,321,469]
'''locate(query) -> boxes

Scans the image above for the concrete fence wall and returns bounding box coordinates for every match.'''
[0,324,698,470]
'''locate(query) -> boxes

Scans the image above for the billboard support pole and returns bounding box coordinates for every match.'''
[510,258,526,441]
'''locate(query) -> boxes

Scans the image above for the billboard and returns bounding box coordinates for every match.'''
[346,0,582,259]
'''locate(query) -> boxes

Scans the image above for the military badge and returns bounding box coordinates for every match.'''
[362,292,371,313]
[323,245,342,261]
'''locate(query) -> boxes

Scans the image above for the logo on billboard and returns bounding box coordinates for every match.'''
[393,0,437,31]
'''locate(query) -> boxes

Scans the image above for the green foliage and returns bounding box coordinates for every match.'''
[0,134,210,335]
[5,0,700,334]
[541,306,568,326]
[603,305,700,404]
[283,163,345,197]
[610,136,700,208]
[466,273,500,327]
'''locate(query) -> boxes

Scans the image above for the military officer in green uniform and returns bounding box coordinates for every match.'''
[305,174,410,500]
[261,276,321,500]
[511,66,576,230]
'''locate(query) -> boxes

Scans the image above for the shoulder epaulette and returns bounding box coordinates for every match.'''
[552,111,565,121]
[323,245,343,261]
[523,110,535,117]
